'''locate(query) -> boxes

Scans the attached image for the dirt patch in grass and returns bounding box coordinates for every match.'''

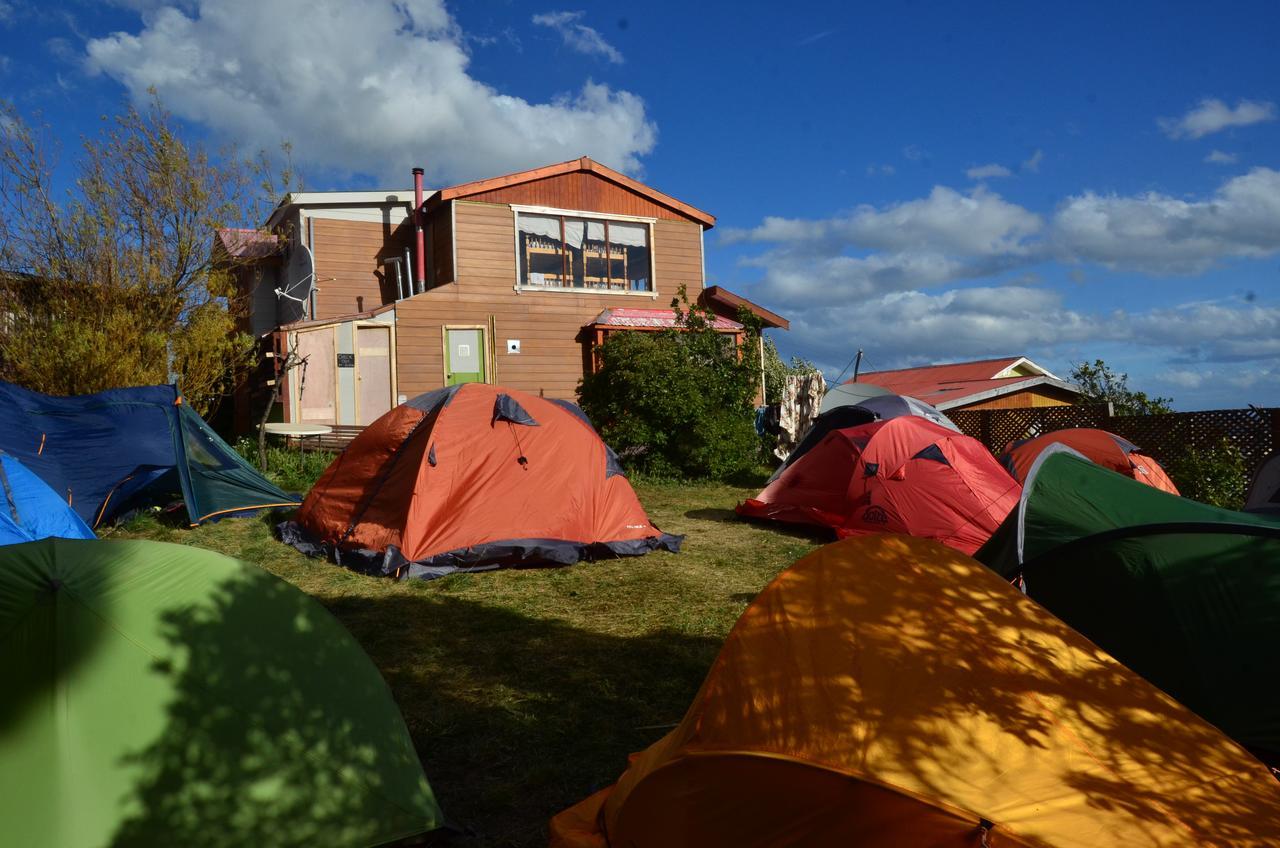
[110,479,824,846]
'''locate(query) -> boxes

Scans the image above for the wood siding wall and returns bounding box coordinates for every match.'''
[456,172,703,224]
[958,387,1078,410]
[311,217,411,318]
[396,201,705,399]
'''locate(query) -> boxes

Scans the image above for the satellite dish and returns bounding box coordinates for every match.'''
[819,381,892,413]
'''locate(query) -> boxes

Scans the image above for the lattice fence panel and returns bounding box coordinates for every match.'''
[951,405,1280,470]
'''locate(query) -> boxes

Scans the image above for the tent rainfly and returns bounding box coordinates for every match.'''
[281,383,680,580]
[740,416,1020,555]
[0,381,298,527]
[552,535,1280,848]
[0,538,442,847]
[976,447,1280,763]
[1247,450,1280,515]
[0,452,95,545]
[999,427,1179,494]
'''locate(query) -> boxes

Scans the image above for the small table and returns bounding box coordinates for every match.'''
[263,422,333,451]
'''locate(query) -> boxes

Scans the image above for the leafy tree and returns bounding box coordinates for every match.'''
[0,95,293,415]
[578,287,761,479]
[1167,438,1248,509]
[1069,359,1173,416]
[761,337,817,405]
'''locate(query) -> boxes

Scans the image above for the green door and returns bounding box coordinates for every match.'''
[445,327,486,386]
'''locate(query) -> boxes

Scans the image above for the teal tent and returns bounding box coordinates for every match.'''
[0,539,442,847]
[0,380,298,527]
[976,448,1280,762]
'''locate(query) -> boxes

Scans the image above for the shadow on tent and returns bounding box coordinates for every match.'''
[91,573,442,847]
[555,538,1280,846]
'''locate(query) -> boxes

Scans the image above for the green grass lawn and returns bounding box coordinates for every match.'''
[110,474,824,847]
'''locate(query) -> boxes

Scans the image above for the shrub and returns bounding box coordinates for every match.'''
[232,437,335,495]
[578,291,760,480]
[1167,438,1248,509]
[761,337,817,405]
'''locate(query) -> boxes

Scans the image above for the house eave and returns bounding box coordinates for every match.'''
[933,377,1082,411]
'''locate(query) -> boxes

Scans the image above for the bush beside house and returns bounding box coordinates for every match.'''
[579,294,761,480]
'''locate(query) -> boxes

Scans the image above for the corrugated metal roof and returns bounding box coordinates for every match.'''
[215,228,282,260]
[854,357,1078,410]
[589,307,743,331]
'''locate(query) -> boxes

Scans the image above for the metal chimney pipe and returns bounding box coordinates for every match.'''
[412,167,426,292]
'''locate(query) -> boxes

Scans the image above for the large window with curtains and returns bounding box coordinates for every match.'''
[516,212,653,292]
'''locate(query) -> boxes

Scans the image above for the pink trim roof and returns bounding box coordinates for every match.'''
[588,307,743,331]
[855,357,1080,409]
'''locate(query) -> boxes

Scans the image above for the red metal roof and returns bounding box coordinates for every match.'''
[854,357,1079,410]
[699,285,790,330]
[588,307,743,331]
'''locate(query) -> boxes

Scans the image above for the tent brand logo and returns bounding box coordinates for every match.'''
[862,505,889,524]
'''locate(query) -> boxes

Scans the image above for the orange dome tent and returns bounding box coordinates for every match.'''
[1000,428,1179,494]
[737,417,1019,555]
[280,384,680,579]
[551,535,1280,848]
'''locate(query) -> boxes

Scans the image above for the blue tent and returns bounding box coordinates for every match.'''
[0,381,299,528]
[0,453,95,544]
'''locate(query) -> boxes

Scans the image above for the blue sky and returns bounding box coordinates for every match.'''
[3,0,1278,408]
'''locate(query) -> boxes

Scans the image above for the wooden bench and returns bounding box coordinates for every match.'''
[281,424,364,452]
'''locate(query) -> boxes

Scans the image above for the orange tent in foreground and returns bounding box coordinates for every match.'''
[551,535,1280,848]
[281,384,679,580]
[1000,428,1180,495]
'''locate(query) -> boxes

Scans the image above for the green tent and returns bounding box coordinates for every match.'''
[976,447,1280,761]
[0,539,441,847]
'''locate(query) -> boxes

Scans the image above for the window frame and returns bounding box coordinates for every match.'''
[510,204,659,297]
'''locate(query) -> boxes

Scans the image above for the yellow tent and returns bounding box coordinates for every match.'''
[551,535,1280,847]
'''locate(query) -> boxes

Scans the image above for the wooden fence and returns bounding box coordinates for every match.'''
[949,405,1280,470]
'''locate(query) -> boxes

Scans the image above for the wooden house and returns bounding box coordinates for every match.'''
[228,157,787,433]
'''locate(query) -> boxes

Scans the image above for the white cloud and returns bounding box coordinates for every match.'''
[902,144,928,162]
[46,37,76,62]
[777,286,1108,370]
[731,169,1280,311]
[1205,149,1237,164]
[1022,148,1043,173]
[1156,369,1206,390]
[772,285,1280,385]
[532,10,623,64]
[966,163,1012,180]
[1050,167,1280,273]
[85,0,655,185]
[724,186,1043,259]
[797,30,835,46]
[866,163,895,177]
[1159,98,1276,139]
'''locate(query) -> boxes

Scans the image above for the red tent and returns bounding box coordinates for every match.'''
[280,384,680,579]
[999,428,1179,495]
[737,417,1020,555]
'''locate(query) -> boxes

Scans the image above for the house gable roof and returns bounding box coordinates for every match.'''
[700,285,790,330]
[426,157,716,229]
[855,357,1080,410]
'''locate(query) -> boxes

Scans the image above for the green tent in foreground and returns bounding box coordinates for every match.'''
[976,447,1280,762]
[0,539,441,847]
